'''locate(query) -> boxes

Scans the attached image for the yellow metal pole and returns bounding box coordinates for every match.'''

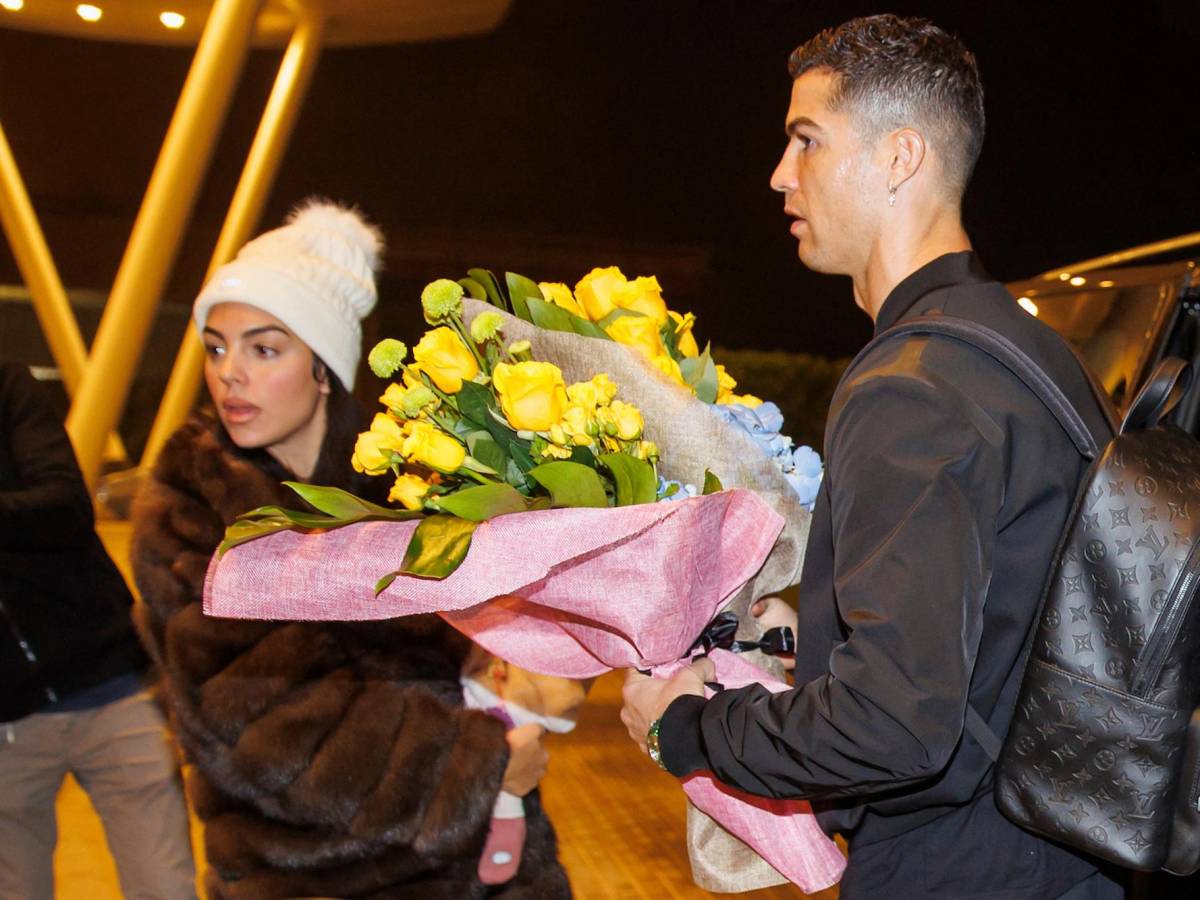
[0,118,127,462]
[140,5,327,471]
[66,0,263,491]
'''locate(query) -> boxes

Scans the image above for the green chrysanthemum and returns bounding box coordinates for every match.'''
[469,311,504,344]
[421,279,465,323]
[400,384,437,418]
[367,339,407,378]
[507,339,532,361]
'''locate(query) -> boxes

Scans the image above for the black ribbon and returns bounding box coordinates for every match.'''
[688,610,795,657]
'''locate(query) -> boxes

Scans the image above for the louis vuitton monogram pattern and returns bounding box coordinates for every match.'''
[997,426,1200,872]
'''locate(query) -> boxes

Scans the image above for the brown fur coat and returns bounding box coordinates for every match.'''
[132,416,571,899]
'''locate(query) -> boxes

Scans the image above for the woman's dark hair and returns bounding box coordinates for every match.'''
[789,14,985,198]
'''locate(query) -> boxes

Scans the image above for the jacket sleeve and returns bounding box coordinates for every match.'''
[661,365,1006,799]
[132,444,508,871]
[0,366,94,550]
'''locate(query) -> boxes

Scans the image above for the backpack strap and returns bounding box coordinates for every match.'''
[871,315,1105,459]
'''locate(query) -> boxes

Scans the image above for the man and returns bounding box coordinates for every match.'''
[621,15,1122,899]
[0,363,195,898]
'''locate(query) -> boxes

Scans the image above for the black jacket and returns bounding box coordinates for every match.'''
[0,363,146,722]
[662,253,1118,897]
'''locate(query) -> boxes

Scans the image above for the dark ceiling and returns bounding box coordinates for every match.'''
[0,0,1197,356]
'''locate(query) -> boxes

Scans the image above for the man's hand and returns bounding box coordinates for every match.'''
[501,723,548,796]
[752,595,797,671]
[620,657,714,754]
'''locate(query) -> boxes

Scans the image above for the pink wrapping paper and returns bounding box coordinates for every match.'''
[204,488,844,892]
[666,649,847,891]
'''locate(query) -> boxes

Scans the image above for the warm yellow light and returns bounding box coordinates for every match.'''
[1058,272,1071,282]
[0,0,25,12]
[1098,280,1115,288]
[1069,276,1087,286]
[76,4,103,21]
[159,11,185,28]
[1017,297,1039,317]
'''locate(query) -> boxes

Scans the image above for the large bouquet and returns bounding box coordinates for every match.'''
[205,267,842,892]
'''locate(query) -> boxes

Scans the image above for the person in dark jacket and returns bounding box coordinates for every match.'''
[133,199,570,899]
[621,15,1124,900]
[0,362,196,898]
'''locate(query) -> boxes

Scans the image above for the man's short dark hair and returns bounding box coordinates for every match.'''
[789,14,985,198]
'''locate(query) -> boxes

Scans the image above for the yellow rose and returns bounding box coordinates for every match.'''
[650,353,686,386]
[721,393,764,408]
[608,400,644,440]
[574,266,627,321]
[412,327,479,393]
[379,382,408,410]
[668,310,700,358]
[352,413,404,475]
[606,314,666,361]
[558,404,595,446]
[613,276,668,325]
[541,443,573,460]
[539,282,585,318]
[565,380,599,413]
[715,363,738,394]
[590,373,618,404]
[401,420,466,474]
[388,473,433,510]
[492,361,568,432]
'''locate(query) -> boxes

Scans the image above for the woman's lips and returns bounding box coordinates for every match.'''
[221,401,259,424]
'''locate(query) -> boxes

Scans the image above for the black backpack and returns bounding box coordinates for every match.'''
[874,314,1200,874]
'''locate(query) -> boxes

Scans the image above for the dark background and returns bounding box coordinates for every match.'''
[0,0,1197,359]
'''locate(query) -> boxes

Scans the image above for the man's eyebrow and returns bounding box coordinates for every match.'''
[786,116,823,137]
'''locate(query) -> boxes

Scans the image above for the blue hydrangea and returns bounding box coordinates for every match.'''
[714,401,823,512]
[657,477,698,502]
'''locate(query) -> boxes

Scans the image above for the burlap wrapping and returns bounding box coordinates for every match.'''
[464,299,810,890]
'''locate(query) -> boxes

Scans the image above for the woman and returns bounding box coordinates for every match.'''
[132,200,571,899]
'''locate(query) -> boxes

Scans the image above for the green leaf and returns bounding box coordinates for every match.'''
[458,276,488,301]
[681,349,719,404]
[466,432,507,473]
[596,307,644,330]
[374,571,399,595]
[217,517,299,556]
[599,453,658,507]
[528,461,609,508]
[284,482,395,519]
[505,271,541,322]
[508,441,535,474]
[527,296,610,340]
[433,483,531,521]
[400,515,479,578]
[702,469,724,495]
[456,380,496,428]
[467,268,507,312]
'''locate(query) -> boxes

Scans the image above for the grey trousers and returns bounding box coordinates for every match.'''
[0,689,196,900]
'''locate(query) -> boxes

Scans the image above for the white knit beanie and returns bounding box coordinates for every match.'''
[193,198,384,389]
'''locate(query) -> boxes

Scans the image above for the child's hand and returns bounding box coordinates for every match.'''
[752,595,797,671]
[501,723,548,796]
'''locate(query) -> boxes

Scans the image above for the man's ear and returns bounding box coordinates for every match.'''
[887,127,926,193]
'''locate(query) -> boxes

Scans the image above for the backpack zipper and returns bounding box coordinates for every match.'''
[1131,536,1200,698]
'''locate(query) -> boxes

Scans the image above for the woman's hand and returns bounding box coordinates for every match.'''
[752,595,797,671]
[501,723,549,796]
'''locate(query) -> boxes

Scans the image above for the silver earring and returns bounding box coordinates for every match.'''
[888,186,897,207]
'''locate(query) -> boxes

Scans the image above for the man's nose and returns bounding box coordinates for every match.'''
[769,149,796,194]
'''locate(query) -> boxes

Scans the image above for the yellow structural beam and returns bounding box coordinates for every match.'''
[66,0,264,491]
[140,4,327,471]
[0,117,127,462]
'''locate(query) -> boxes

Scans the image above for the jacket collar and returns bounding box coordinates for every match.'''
[873,251,993,335]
